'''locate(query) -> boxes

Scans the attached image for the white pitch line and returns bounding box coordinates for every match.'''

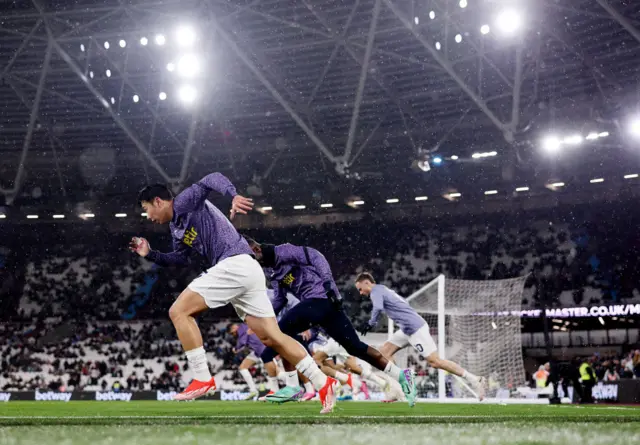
[0,414,629,420]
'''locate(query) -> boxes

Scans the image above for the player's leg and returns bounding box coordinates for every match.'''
[412,325,486,400]
[168,287,216,400]
[320,304,417,407]
[238,356,259,400]
[258,360,281,401]
[345,356,389,390]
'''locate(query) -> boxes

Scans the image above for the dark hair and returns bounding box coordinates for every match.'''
[138,184,173,205]
[355,272,376,284]
[243,235,259,247]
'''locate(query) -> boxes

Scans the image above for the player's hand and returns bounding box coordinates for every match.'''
[129,237,150,257]
[301,330,312,341]
[230,195,253,220]
[358,322,372,337]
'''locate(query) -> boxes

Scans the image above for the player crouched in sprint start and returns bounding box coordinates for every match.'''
[129,172,338,413]
[244,237,418,407]
[355,273,487,400]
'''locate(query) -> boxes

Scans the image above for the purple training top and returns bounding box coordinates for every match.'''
[234,323,266,357]
[368,284,426,336]
[267,244,340,314]
[145,173,253,267]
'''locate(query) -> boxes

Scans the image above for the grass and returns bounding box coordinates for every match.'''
[1,401,639,444]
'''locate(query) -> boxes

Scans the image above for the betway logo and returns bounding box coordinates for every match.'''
[593,383,618,401]
[221,391,251,401]
[0,392,11,402]
[35,391,72,402]
[95,391,133,402]
[157,391,178,401]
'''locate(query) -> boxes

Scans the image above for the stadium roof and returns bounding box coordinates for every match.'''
[1,0,640,215]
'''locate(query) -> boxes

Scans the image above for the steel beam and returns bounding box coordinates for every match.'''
[212,19,337,164]
[596,0,640,44]
[382,0,508,134]
[0,20,42,83]
[344,0,381,162]
[0,43,52,197]
[349,119,383,166]
[509,46,524,135]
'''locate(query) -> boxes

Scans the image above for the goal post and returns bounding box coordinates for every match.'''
[389,274,528,401]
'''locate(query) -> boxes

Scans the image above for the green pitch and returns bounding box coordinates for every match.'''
[1,402,639,445]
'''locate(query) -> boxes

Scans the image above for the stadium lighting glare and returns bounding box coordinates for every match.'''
[0,214,5,219]
[320,203,333,208]
[115,213,127,218]
[141,212,148,217]
[177,54,201,77]
[140,37,148,46]
[104,41,110,49]
[119,39,126,48]
[52,215,65,219]
[449,193,462,198]
[598,316,605,326]
[624,174,639,179]
[293,205,306,210]
[110,97,115,104]
[81,213,95,219]
[176,25,196,47]
[105,69,111,78]
[166,62,175,72]
[177,85,197,104]
[515,187,529,192]
[541,136,561,152]
[599,131,609,137]
[629,118,640,137]
[472,151,498,158]
[259,206,273,213]
[586,132,598,140]
[27,215,38,219]
[133,94,140,103]
[159,92,167,100]
[80,44,85,52]
[450,155,459,160]
[429,10,435,20]
[89,71,94,79]
[549,182,565,188]
[590,178,604,183]
[435,41,441,51]
[480,25,490,35]
[459,0,467,8]
[155,34,166,46]
[352,200,365,206]
[484,190,498,195]
[414,16,419,25]
[432,156,442,164]
[496,9,522,35]
[455,34,462,43]
[415,196,428,201]
[386,198,399,204]
[563,134,583,145]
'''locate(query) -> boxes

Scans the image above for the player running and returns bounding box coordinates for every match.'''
[244,237,417,407]
[355,272,487,400]
[129,173,337,413]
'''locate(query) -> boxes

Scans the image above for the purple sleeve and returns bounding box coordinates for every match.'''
[235,331,248,351]
[173,173,238,215]
[276,244,333,282]
[146,237,190,267]
[270,281,288,315]
[368,288,385,327]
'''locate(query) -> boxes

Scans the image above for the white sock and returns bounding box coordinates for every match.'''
[384,362,401,380]
[277,371,286,384]
[295,355,328,390]
[267,376,279,393]
[335,371,349,385]
[462,370,479,384]
[185,346,211,382]
[366,372,388,388]
[239,369,257,393]
[285,370,299,388]
[304,382,314,394]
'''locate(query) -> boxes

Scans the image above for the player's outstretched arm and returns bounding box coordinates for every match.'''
[173,172,253,219]
[129,237,189,267]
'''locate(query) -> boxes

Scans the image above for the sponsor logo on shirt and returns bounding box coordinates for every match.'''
[35,391,72,402]
[0,392,11,402]
[156,391,178,401]
[281,272,295,287]
[95,391,133,402]
[183,227,198,247]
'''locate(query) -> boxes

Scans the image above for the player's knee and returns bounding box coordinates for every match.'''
[168,303,183,324]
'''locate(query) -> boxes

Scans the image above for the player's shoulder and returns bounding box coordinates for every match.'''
[372,284,389,296]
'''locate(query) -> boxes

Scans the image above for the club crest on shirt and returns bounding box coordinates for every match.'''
[280,272,295,287]
[183,227,198,247]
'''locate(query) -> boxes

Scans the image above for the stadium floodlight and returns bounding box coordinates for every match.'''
[104,41,110,49]
[429,10,435,19]
[177,85,197,104]
[115,213,127,218]
[166,62,175,72]
[459,0,467,8]
[598,317,605,326]
[89,71,94,79]
[27,215,38,219]
[155,34,166,46]
[435,41,441,50]
[386,198,399,204]
[140,37,148,46]
[450,155,459,160]
[80,44,85,52]
[432,156,442,164]
[484,190,498,195]
[133,94,139,103]
[449,192,462,198]
[293,205,306,210]
[320,203,333,208]
[541,135,561,152]
[495,9,522,35]
[105,69,111,78]
[599,131,609,137]
[414,16,419,25]
[53,215,65,219]
[176,25,196,47]
[81,213,95,218]
[455,34,462,43]
[110,97,115,104]
[472,151,498,158]
[515,186,529,192]
[415,196,428,201]
[549,182,565,188]
[159,92,167,100]
[586,132,598,140]
[563,134,583,145]
[352,200,365,206]
[119,39,126,48]
[177,54,201,77]
[590,178,604,183]
[629,117,640,137]
[480,25,490,35]
[624,173,639,179]
[258,206,273,214]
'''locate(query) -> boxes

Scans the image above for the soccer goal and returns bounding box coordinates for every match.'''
[389,274,529,402]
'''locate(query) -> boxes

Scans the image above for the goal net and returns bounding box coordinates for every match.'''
[389,275,527,401]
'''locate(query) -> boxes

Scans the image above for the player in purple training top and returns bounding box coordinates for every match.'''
[129,173,337,413]
[244,237,418,407]
[355,272,487,400]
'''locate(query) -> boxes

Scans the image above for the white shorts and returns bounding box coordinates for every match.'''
[188,254,275,320]
[245,352,262,364]
[310,337,350,362]
[388,324,437,357]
